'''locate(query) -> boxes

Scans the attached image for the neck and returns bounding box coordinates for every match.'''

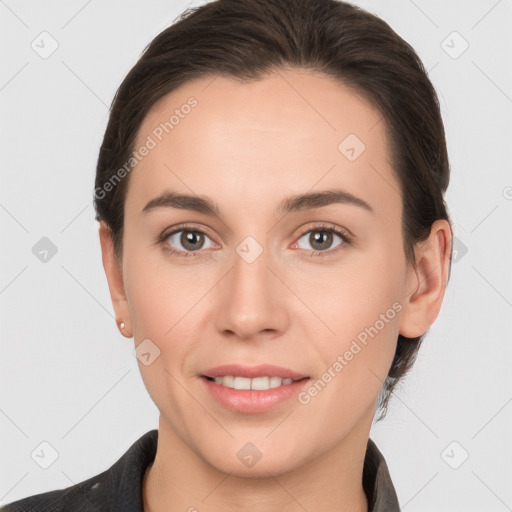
[143,416,371,512]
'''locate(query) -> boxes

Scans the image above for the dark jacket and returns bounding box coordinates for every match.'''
[1,430,400,511]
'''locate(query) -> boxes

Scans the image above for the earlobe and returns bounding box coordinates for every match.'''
[98,221,133,338]
[398,219,452,338]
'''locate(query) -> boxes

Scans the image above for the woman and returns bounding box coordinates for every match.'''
[2,0,452,510]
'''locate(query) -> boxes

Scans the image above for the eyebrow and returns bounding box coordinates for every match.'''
[141,189,374,217]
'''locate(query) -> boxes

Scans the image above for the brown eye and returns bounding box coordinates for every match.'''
[165,229,214,253]
[310,231,334,251]
[295,228,348,255]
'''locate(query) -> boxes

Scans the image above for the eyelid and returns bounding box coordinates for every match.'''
[156,222,217,244]
[294,221,353,241]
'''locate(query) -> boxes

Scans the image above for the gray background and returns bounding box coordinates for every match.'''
[1,0,511,510]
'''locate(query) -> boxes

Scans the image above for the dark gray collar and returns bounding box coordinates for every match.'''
[363,438,401,511]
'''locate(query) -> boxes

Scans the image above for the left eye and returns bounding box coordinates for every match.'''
[295,228,345,253]
[165,230,215,252]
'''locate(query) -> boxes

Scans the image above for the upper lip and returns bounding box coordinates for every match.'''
[202,364,309,380]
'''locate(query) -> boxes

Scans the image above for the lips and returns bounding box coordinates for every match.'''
[201,366,310,413]
[200,364,310,413]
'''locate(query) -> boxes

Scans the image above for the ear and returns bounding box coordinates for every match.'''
[399,219,452,338]
[98,221,133,338]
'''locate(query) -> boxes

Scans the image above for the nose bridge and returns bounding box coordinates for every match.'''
[215,234,288,338]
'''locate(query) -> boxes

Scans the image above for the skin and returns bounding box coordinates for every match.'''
[99,68,452,512]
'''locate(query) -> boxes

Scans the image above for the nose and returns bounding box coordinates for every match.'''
[214,241,290,341]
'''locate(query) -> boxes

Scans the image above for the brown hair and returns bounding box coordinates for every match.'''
[94,0,452,420]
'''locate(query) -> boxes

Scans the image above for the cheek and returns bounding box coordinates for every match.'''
[122,241,213,381]
[293,239,406,394]
[295,276,402,438]
[123,240,198,337]
[122,249,198,425]
[295,242,405,339]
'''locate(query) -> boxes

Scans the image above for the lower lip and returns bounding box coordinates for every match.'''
[201,376,310,414]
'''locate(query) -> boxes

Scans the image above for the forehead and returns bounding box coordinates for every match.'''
[127,69,398,219]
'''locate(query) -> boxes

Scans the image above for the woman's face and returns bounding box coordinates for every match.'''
[110,69,419,475]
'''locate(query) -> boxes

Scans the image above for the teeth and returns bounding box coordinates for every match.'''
[252,377,270,390]
[270,376,283,388]
[210,375,295,390]
[234,376,251,390]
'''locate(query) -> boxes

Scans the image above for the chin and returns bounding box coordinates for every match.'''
[197,437,309,478]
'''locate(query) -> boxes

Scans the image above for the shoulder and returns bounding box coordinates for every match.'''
[1,430,158,512]
[1,473,107,512]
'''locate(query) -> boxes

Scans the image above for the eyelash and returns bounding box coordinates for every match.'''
[156,222,353,259]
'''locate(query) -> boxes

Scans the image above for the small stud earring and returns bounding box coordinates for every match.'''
[117,319,131,338]
[117,320,127,333]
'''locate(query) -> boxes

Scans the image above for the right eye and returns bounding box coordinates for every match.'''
[159,226,216,257]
